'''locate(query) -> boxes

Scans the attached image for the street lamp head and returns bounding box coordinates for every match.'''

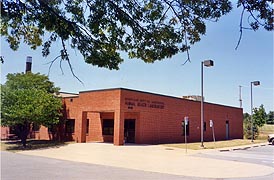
[252,81,260,86]
[203,60,214,67]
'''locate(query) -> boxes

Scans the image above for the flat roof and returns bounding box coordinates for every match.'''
[80,88,242,110]
[58,92,79,98]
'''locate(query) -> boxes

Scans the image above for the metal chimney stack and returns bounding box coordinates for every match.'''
[25,56,32,73]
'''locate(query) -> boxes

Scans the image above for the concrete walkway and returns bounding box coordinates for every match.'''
[18,143,274,179]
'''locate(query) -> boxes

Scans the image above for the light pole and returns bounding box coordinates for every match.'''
[201,60,214,147]
[250,81,260,142]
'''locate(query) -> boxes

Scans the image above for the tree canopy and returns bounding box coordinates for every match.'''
[1,0,273,70]
[1,72,62,147]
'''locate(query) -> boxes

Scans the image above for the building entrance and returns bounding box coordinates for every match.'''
[226,120,230,140]
[124,119,135,143]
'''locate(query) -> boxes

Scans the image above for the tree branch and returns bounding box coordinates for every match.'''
[108,0,148,35]
[61,39,84,85]
[46,55,62,76]
[235,7,245,50]
[182,29,191,65]
[163,0,191,65]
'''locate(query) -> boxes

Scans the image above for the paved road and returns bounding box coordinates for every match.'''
[17,143,274,179]
[1,150,273,180]
[194,144,274,168]
[1,151,201,180]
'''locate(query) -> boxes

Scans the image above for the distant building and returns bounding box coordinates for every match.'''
[182,95,204,101]
[57,92,79,98]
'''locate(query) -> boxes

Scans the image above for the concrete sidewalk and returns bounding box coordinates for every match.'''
[18,143,274,179]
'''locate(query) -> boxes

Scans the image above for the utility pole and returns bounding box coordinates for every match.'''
[239,85,242,108]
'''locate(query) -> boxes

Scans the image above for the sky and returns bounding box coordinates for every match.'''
[1,4,273,114]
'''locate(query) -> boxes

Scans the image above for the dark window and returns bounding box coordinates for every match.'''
[182,121,190,136]
[204,122,207,131]
[65,119,75,133]
[103,119,114,135]
[32,123,40,132]
[48,125,56,133]
[9,126,16,134]
[86,119,89,134]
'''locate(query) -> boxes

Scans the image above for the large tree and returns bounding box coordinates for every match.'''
[1,72,62,147]
[1,0,272,71]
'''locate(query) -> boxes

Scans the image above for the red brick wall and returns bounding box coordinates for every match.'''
[1,126,10,139]
[64,89,121,144]
[33,126,59,140]
[34,88,243,145]
[120,89,243,144]
[34,126,50,140]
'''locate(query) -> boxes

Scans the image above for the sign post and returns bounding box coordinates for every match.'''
[184,116,189,153]
[210,120,216,148]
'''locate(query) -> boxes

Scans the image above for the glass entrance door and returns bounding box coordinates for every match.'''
[124,119,135,143]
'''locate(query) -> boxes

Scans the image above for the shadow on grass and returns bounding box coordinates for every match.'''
[1,139,72,151]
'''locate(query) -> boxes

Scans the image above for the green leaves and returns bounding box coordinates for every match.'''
[5,72,59,93]
[253,104,267,127]
[2,89,61,125]
[266,111,274,124]
[243,104,269,139]
[1,73,62,127]
[1,0,272,69]
[238,0,273,31]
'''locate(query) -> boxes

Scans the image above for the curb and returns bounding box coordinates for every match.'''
[219,143,269,152]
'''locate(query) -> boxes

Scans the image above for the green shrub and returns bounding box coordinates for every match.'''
[243,119,259,139]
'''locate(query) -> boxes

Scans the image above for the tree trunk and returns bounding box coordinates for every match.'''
[15,122,31,148]
[21,136,27,148]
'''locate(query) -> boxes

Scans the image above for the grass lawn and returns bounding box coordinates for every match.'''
[165,124,273,150]
[164,139,267,150]
[255,124,274,140]
[259,124,274,135]
[1,125,273,152]
[0,139,73,152]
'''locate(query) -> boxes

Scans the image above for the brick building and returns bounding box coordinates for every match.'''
[35,88,243,145]
[2,88,243,145]
[1,57,243,145]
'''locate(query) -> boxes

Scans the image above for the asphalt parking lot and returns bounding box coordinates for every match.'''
[1,150,273,180]
[2,143,274,180]
[194,144,274,168]
[1,151,200,180]
[17,143,274,179]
